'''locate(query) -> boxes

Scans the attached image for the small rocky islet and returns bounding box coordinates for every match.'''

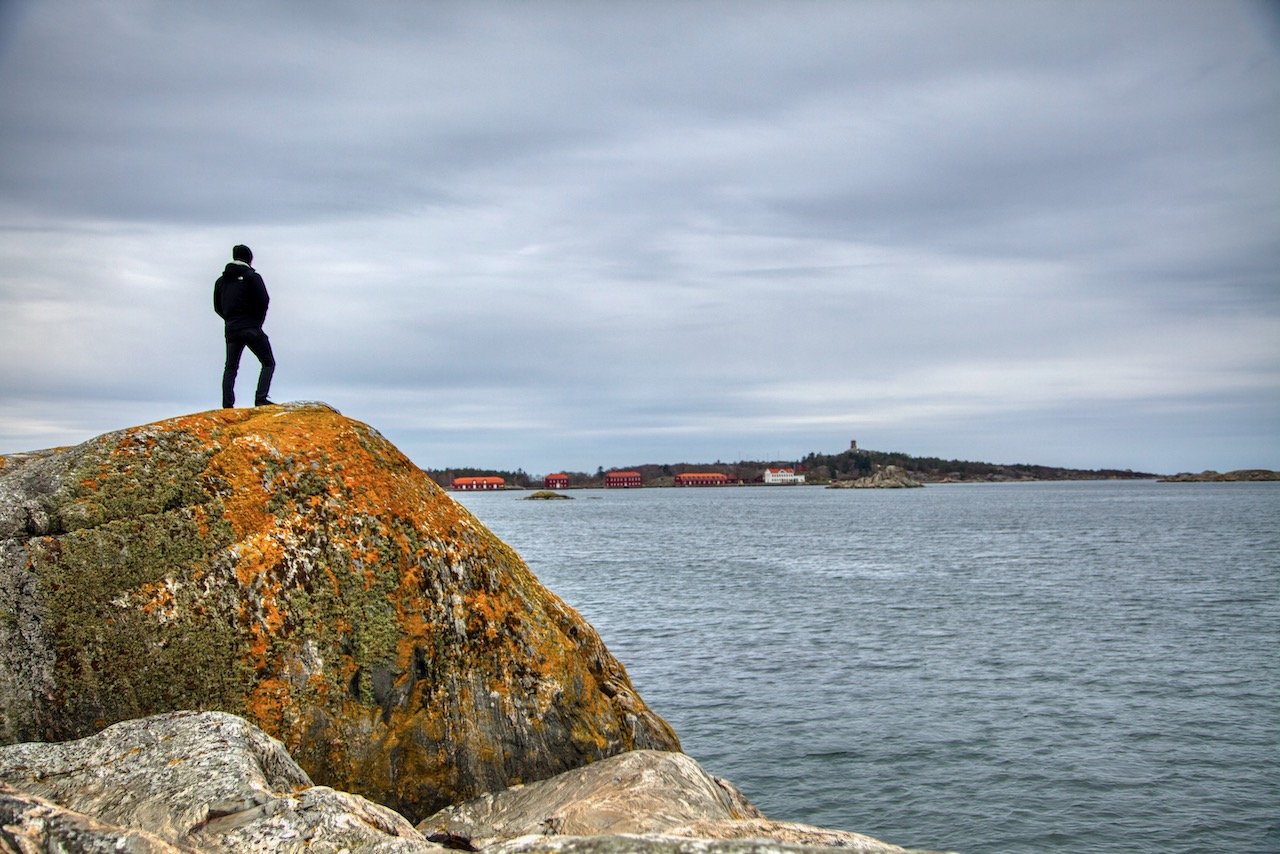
[825,465,923,489]
[0,403,940,853]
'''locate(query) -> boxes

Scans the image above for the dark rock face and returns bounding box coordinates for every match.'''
[0,404,679,821]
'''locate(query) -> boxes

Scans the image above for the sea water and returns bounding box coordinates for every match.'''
[452,481,1280,853]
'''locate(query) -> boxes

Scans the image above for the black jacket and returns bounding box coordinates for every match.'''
[213,261,269,332]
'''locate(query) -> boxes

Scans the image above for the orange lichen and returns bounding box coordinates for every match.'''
[245,676,291,735]
[136,580,177,620]
[462,591,509,644]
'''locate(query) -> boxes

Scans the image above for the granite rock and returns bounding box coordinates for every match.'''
[421,749,762,845]
[0,710,434,852]
[424,751,923,853]
[0,782,190,853]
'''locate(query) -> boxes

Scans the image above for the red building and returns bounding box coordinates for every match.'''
[451,476,505,491]
[674,472,731,486]
[544,473,570,489]
[603,471,643,488]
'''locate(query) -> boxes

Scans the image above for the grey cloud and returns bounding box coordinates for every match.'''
[1,0,1277,474]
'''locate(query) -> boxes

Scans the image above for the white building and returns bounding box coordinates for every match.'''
[763,467,805,485]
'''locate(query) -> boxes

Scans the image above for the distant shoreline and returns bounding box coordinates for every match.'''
[1156,469,1280,483]
[450,473,1280,492]
[455,477,1179,492]
[428,444,1279,492]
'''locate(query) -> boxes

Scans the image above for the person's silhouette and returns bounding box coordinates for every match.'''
[213,244,276,407]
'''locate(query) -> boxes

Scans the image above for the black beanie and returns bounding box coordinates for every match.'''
[232,244,253,264]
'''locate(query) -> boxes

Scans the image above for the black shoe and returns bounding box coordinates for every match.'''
[255,399,277,407]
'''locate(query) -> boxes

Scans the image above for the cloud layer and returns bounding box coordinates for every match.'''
[2,1,1278,473]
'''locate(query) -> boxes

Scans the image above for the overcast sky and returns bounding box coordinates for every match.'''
[1,1,1277,476]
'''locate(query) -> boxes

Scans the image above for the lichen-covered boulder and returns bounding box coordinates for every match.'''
[0,403,679,821]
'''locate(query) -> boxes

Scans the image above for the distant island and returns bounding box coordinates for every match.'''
[1157,469,1280,482]
[426,441,1187,490]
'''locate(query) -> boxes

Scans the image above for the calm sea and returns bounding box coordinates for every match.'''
[452,482,1280,853]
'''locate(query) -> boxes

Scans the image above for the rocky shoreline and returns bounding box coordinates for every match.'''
[1157,469,1280,482]
[0,403,944,853]
[826,465,923,489]
[0,710,936,853]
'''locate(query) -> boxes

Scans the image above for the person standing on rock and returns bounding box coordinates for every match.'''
[214,244,276,408]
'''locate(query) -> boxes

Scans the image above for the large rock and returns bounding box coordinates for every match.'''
[423,750,920,854]
[0,403,678,820]
[0,710,432,852]
[421,749,762,845]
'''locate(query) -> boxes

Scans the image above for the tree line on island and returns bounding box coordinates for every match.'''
[425,446,1160,489]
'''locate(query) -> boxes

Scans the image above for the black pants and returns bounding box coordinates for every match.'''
[222,327,275,408]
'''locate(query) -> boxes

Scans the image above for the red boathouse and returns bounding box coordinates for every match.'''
[451,476,506,491]
[674,472,731,486]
